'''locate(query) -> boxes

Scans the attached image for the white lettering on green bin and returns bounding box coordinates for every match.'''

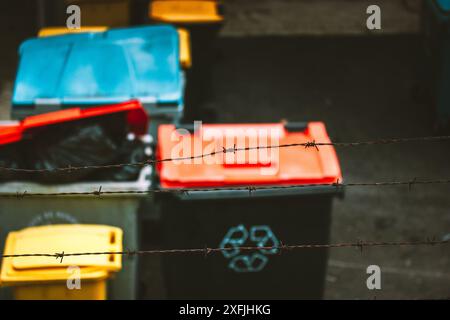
[220,224,280,272]
[28,211,79,226]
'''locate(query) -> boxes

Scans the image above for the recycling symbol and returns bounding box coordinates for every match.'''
[219,224,280,273]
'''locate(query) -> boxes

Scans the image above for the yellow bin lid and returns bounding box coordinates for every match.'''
[0,225,122,285]
[150,0,224,23]
[38,26,108,37]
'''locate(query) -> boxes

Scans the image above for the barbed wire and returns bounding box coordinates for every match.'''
[1,238,448,263]
[0,135,449,174]
[1,178,449,198]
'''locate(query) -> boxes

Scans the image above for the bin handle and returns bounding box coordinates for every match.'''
[222,161,274,168]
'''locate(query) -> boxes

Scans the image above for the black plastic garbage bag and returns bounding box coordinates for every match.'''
[0,113,148,183]
[29,123,119,183]
[0,142,27,181]
[91,138,150,182]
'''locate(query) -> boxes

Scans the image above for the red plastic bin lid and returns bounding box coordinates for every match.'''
[0,100,148,146]
[157,122,342,188]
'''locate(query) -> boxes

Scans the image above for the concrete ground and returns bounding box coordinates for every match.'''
[221,0,422,36]
[0,1,449,299]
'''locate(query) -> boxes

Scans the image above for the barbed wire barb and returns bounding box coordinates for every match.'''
[55,251,64,263]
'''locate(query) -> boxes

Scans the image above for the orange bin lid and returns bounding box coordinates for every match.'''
[0,100,148,146]
[0,122,22,145]
[157,122,342,188]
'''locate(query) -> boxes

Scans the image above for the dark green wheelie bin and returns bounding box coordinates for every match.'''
[155,121,343,299]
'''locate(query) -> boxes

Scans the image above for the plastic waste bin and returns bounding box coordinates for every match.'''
[12,25,185,137]
[0,101,153,299]
[156,121,343,299]
[0,225,122,300]
[423,0,450,131]
[149,1,224,118]
[0,170,150,300]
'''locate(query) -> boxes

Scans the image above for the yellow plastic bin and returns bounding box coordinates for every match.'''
[0,225,122,300]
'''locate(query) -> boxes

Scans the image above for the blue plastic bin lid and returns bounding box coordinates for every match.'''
[434,0,450,13]
[12,25,183,107]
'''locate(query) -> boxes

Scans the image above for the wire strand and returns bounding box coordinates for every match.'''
[1,178,449,198]
[0,135,449,173]
[2,239,448,262]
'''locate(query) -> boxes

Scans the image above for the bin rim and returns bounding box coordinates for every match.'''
[38,26,109,38]
[159,184,344,201]
[0,166,152,195]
